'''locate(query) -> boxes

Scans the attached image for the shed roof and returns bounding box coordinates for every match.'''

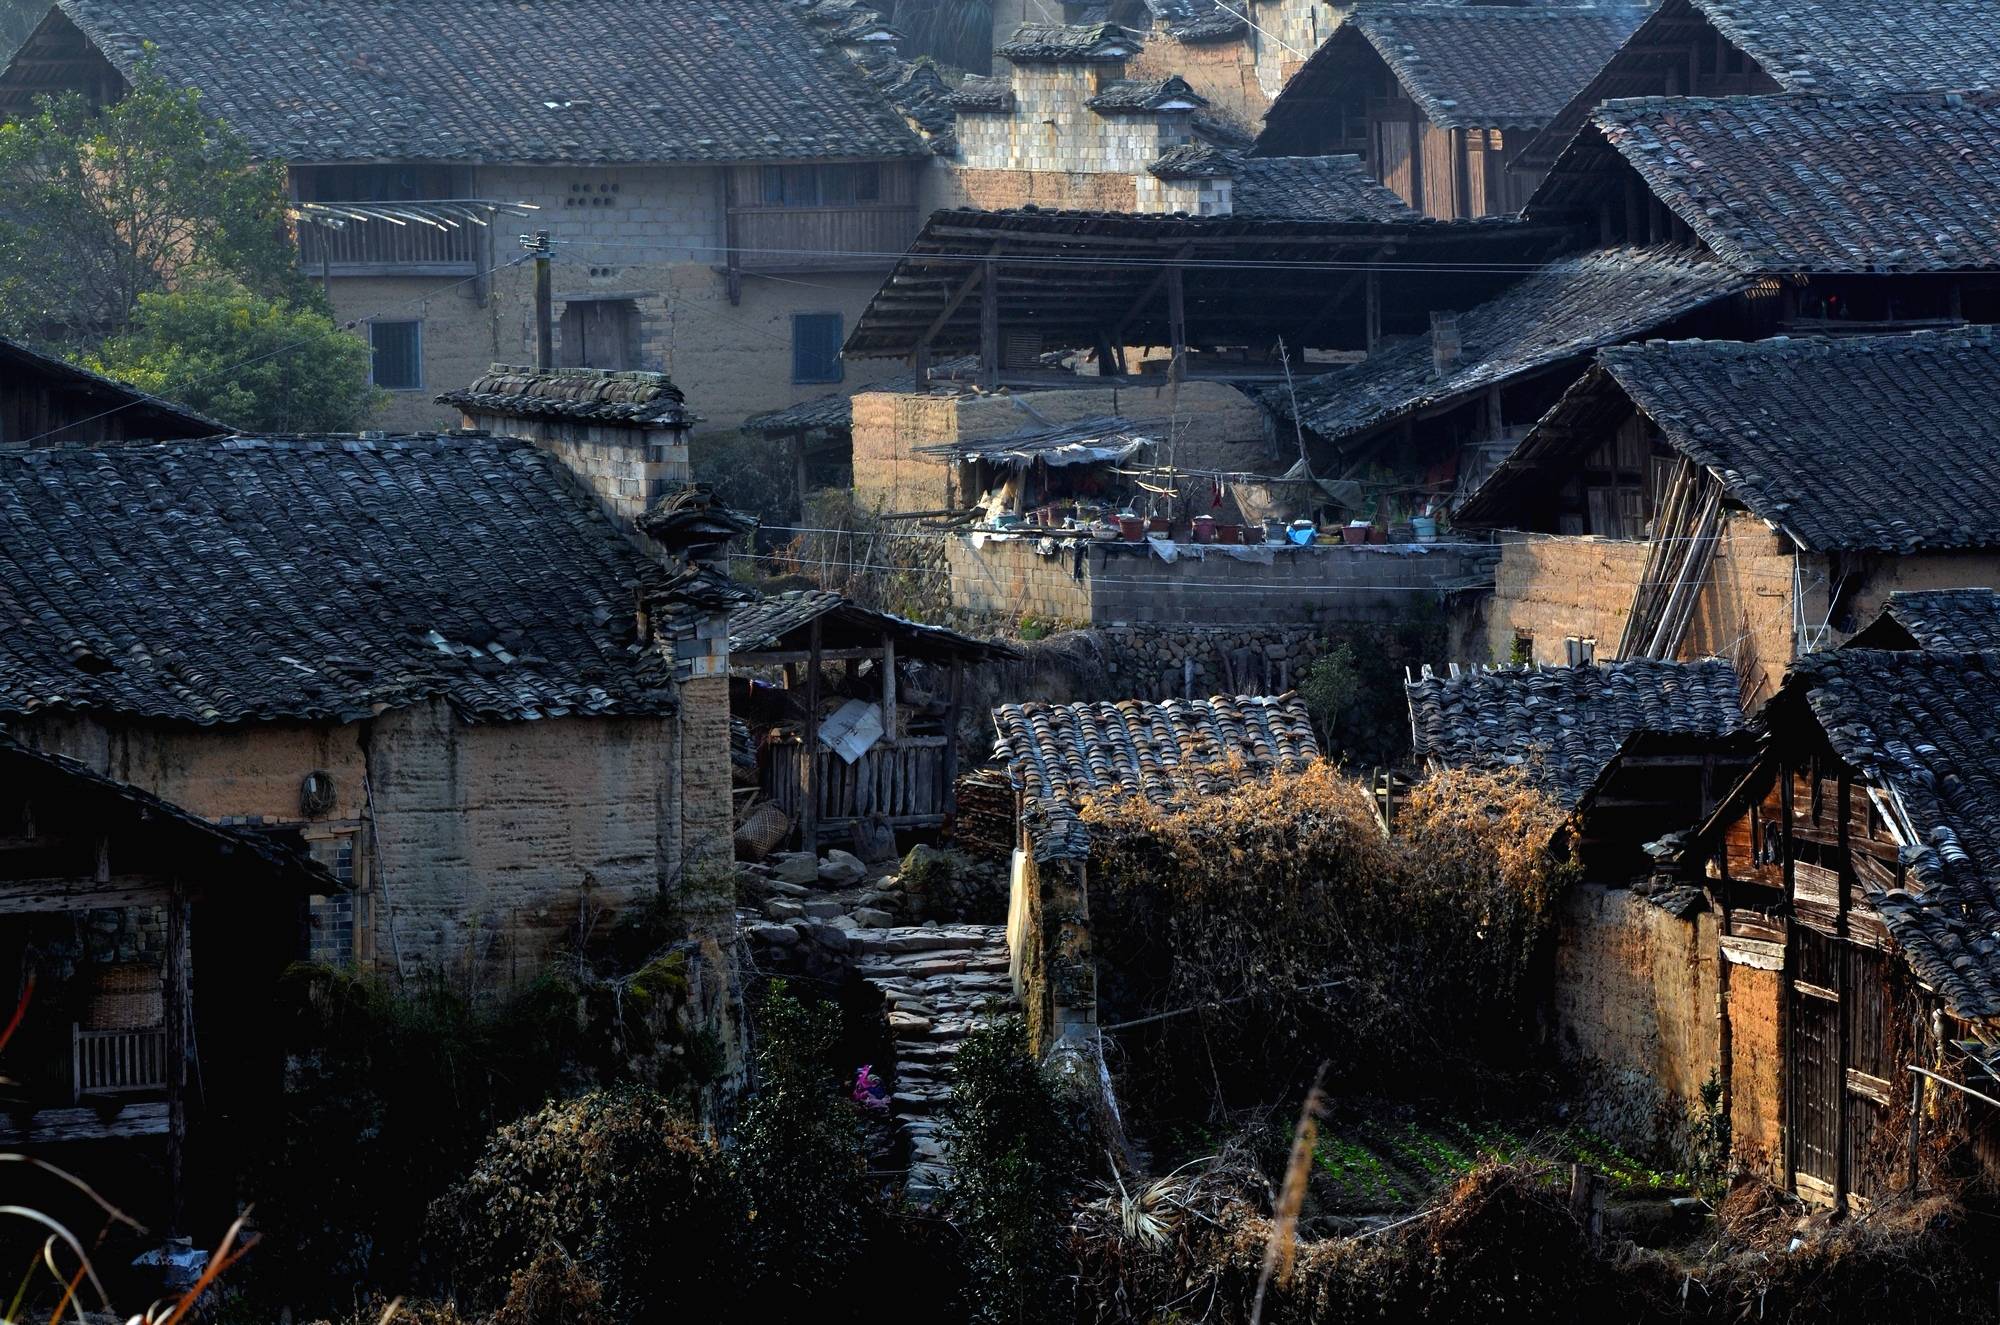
[1266,4,1644,137]
[1524,0,2000,168]
[728,590,1013,661]
[1,335,223,443]
[1850,590,2000,654]
[437,365,692,429]
[1459,328,2000,553]
[1406,658,1744,808]
[0,738,337,895]
[994,692,1320,859]
[1779,649,2000,1019]
[844,207,1574,360]
[1282,245,1748,449]
[1231,155,1420,221]
[8,0,926,164]
[0,434,691,725]
[1531,93,2000,274]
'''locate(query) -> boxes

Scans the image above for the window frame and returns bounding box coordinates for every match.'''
[367,319,425,391]
[791,311,845,385]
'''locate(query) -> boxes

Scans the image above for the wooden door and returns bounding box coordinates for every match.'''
[1788,924,1842,1200]
[559,299,639,370]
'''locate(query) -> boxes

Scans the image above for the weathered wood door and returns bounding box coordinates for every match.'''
[1788,924,1842,1200]
[1788,924,1893,1203]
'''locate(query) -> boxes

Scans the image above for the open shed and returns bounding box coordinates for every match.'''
[729,592,1016,852]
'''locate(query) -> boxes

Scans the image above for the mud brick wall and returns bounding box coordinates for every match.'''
[1727,963,1784,1181]
[1553,884,1721,1159]
[951,536,1497,627]
[1486,534,1652,665]
[15,701,726,992]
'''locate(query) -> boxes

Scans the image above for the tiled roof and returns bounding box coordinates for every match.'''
[998,21,1146,62]
[856,54,959,141]
[1573,93,2000,274]
[948,74,1016,113]
[1520,0,2000,172]
[1786,649,2000,1019]
[1285,246,1747,446]
[1592,329,2000,553]
[1863,591,2000,654]
[729,589,1011,660]
[1407,659,1744,807]
[1143,0,1247,42]
[437,365,691,429]
[0,435,688,725]
[1087,75,1207,112]
[993,693,1320,858]
[1,336,224,442]
[1693,0,2000,96]
[0,738,337,892]
[1149,141,1236,180]
[1348,5,1646,129]
[1232,155,1420,221]
[36,0,926,164]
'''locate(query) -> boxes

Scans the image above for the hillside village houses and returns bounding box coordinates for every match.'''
[0,0,936,435]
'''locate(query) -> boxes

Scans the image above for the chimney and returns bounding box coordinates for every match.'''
[1430,312,1462,378]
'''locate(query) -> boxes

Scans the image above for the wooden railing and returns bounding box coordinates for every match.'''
[297,214,484,276]
[728,205,918,271]
[71,1025,167,1103]
[762,734,951,831]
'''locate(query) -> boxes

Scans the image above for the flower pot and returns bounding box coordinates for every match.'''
[1341,524,1370,545]
[1217,523,1243,544]
[1192,515,1217,544]
[1368,524,1387,544]
[1146,516,1171,536]
[1118,515,1144,541]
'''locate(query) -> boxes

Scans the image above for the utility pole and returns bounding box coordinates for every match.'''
[522,229,553,370]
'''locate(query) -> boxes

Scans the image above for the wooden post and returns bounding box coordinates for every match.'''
[164,879,191,1238]
[532,232,554,371]
[1364,271,1382,352]
[942,658,962,817]
[1907,1071,1924,1195]
[1166,264,1187,384]
[879,633,897,746]
[978,257,1000,389]
[801,618,822,853]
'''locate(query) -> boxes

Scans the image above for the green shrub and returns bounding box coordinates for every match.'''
[733,980,874,1311]
[428,1088,741,1317]
[947,1016,1087,1323]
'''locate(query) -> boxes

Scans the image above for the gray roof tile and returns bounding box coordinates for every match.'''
[33,0,926,163]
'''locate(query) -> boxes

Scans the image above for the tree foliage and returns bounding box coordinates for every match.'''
[947,1015,1089,1323]
[0,61,305,347]
[90,283,379,432]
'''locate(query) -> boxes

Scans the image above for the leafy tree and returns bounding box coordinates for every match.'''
[946,1016,1087,1323]
[0,59,305,347]
[732,980,874,1311]
[88,282,378,433]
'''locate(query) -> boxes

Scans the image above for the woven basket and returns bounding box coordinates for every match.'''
[733,801,792,861]
[84,964,162,1031]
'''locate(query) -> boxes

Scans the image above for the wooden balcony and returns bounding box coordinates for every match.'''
[728,204,919,272]
[296,208,486,277]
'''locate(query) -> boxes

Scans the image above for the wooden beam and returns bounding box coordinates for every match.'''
[0,1102,168,1145]
[736,645,885,667]
[801,619,822,854]
[880,633,898,749]
[1166,263,1187,384]
[0,875,175,914]
[164,879,191,1239]
[978,257,1000,389]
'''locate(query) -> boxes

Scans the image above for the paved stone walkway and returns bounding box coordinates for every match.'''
[850,923,1016,1204]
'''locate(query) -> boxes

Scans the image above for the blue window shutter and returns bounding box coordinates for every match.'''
[792,313,843,384]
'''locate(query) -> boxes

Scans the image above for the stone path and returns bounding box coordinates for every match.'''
[850,923,1016,1204]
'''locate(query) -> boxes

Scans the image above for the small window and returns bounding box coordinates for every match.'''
[792,312,844,384]
[307,835,357,968]
[1510,632,1534,665]
[369,320,423,390]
